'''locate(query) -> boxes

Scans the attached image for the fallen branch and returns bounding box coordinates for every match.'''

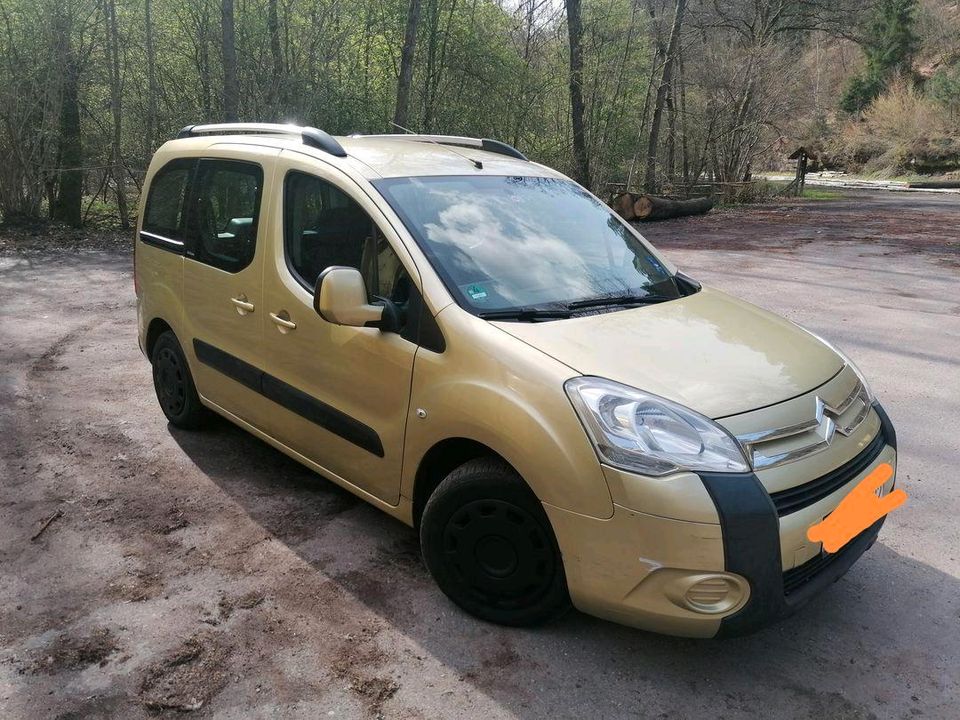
[31,508,64,541]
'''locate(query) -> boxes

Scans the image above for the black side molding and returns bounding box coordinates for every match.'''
[194,339,261,392]
[261,374,383,457]
[192,339,384,457]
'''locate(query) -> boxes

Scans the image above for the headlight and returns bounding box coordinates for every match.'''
[798,328,875,403]
[564,377,750,476]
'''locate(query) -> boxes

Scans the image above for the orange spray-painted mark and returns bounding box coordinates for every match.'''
[806,462,906,554]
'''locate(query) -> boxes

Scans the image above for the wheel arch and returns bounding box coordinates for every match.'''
[145,317,174,360]
[412,437,512,530]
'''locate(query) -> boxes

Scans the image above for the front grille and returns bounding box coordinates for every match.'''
[783,523,877,596]
[769,425,887,517]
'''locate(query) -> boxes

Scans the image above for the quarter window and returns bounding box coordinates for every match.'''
[283,171,411,307]
[142,159,193,245]
[187,159,263,273]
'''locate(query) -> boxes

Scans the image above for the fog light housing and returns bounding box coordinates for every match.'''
[665,573,747,615]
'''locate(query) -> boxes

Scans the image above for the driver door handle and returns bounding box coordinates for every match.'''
[270,311,297,331]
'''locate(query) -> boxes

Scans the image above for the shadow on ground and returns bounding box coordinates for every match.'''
[171,415,957,719]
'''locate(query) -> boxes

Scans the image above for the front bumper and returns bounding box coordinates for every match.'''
[703,401,897,637]
[546,402,897,638]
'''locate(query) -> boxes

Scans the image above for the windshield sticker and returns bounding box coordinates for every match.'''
[463,283,489,302]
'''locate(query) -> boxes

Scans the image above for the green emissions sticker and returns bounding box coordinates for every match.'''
[464,284,489,302]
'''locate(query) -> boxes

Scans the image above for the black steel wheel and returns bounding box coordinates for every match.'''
[420,457,570,626]
[151,331,204,429]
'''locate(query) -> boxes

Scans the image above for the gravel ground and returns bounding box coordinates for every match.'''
[1,190,958,719]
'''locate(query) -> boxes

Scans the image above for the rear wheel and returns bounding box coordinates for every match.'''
[151,331,205,430]
[420,457,570,626]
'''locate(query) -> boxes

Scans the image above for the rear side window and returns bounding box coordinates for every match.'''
[187,159,263,273]
[283,171,410,305]
[142,159,193,247]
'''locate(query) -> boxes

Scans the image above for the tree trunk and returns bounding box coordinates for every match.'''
[626,47,662,191]
[145,0,158,152]
[221,0,239,122]
[105,0,129,228]
[565,0,590,188]
[633,194,712,221]
[267,0,283,111]
[666,88,676,181]
[678,44,690,186]
[394,0,422,128]
[612,192,637,220]
[421,0,439,131]
[643,0,686,193]
[611,193,713,222]
[51,11,82,227]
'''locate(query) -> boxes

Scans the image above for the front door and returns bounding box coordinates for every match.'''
[259,154,420,504]
[182,152,277,429]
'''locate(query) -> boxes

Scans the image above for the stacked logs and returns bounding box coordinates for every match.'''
[612,192,714,222]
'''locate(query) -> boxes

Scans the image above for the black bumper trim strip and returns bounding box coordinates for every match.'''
[783,518,885,597]
[699,402,895,637]
[873,401,897,451]
[699,472,783,637]
[192,339,384,458]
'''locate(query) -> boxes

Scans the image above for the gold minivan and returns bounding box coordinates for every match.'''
[135,123,897,637]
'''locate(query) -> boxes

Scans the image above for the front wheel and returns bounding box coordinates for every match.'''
[151,331,205,430]
[419,457,570,626]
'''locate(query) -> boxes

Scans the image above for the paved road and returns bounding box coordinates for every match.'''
[1,191,958,719]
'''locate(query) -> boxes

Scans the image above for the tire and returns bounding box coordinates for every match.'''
[420,457,570,626]
[151,331,205,430]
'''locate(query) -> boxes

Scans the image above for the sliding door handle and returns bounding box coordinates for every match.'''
[270,311,297,331]
[230,295,255,314]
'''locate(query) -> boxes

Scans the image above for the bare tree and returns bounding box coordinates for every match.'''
[104,0,128,228]
[565,0,590,187]
[267,0,284,112]
[144,0,158,151]
[644,0,686,192]
[50,5,82,227]
[394,0,422,128]
[421,0,457,133]
[221,0,238,121]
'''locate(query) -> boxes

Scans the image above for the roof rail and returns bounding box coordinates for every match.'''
[355,134,528,161]
[176,123,347,158]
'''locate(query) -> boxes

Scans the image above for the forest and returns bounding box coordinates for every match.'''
[1,0,958,228]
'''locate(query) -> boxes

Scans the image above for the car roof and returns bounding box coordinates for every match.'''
[157,132,564,181]
[339,136,559,179]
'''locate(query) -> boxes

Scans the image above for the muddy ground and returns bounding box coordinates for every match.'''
[1,190,958,719]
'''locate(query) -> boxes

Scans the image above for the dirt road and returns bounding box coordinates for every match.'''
[2,191,958,719]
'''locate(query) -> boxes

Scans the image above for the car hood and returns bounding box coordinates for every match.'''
[492,287,843,419]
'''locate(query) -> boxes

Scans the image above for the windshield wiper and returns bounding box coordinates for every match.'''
[477,307,572,321]
[565,293,675,311]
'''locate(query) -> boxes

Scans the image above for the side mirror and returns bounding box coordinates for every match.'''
[314,266,388,329]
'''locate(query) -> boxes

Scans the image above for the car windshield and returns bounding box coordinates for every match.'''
[373,175,679,315]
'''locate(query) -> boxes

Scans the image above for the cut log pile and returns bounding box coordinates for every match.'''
[611,192,714,222]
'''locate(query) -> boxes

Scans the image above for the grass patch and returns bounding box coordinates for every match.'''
[801,187,843,200]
